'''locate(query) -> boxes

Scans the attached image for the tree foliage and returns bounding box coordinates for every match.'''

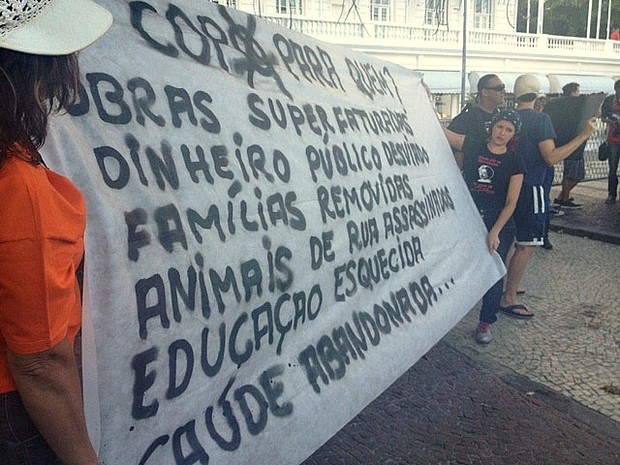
[516,0,620,38]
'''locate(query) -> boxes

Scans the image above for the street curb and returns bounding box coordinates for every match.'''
[500,373,620,441]
[549,223,620,245]
[442,340,620,441]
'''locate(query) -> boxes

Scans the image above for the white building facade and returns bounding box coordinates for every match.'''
[221,0,620,117]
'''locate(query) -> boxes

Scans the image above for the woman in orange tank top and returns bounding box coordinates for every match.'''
[0,1,112,464]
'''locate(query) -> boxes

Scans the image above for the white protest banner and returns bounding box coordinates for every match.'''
[42,1,504,463]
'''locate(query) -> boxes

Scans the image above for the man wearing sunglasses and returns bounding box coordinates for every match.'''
[447,74,506,169]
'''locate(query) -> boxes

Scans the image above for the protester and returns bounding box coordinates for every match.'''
[444,110,524,344]
[533,95,546,112]
[0,1,112,463]
[550,82,587,209]
[447,74,505,169]
[601,79,620,206]
[500,75,596,318]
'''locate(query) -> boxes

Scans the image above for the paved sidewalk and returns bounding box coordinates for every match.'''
[549,180,620,244]
[446,232,620,422]
[301,180,620,465]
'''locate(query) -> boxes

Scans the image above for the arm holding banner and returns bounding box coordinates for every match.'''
[8,340,98,465]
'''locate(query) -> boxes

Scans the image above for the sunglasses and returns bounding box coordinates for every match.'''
[485,84,506,92]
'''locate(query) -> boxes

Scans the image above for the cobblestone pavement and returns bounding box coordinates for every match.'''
[300,181,620,464]
[445,232,620,423]
[548,180,620,244]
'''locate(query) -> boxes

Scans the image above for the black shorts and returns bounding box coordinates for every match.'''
[513,185,546,246]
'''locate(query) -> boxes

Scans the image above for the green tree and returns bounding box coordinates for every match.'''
[516,0,620,38]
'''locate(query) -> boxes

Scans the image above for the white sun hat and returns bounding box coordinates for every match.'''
[0,0,112,55]
[514,74,542,100]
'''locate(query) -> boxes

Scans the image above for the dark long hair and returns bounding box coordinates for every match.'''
[0,49,80,166]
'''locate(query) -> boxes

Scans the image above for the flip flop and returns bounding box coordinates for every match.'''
[499,304,534,319]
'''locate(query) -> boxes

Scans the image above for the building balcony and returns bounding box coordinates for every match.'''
[262,15,620,58]
[259,14,620,97]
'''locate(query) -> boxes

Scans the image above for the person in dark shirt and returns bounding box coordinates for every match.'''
[600,79,620,206]
[547,82,587,209]
[447,74,506,169]
[444,110,524,344]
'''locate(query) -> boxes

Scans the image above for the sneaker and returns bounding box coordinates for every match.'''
[556,198,583,209]
[475,322,494,344]
[550,206,565,216]
[605,196,616,205]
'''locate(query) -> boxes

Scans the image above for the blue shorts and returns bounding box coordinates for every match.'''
[513,185,546,246]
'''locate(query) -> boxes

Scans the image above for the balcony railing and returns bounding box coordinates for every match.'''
[260,15,620,59]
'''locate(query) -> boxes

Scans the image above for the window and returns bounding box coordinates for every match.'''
[276,0,303,14]
[211,0,237,6]
[370,0,390,22]
[474,0,492,29]
[424,0,446,26]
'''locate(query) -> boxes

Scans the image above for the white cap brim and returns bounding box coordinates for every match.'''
[0,0,112,55]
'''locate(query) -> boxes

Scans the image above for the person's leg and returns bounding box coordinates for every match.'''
[555,161,569,203]
[543,165,554,207]
[501,244,536,307]
[559,177,578,201]
[500,244,536,313]
[480,220,515,325]
[477,217,516,344]
[608,144,620,201]
[556,161,583,207]
[542,214,553,249]
[542,167,554,249]
[500,185,542,317]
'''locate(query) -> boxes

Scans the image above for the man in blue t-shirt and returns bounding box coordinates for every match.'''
[499,75,596,319]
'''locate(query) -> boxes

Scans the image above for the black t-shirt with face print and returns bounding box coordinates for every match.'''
[461,137,525,214]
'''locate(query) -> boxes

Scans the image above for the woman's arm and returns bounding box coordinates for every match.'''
[8,337,98,465]
[487,173,524,254]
